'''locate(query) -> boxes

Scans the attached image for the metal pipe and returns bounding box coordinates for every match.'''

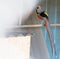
[0,24,60,28]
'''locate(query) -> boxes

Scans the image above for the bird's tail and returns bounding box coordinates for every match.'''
[46,25,57,56]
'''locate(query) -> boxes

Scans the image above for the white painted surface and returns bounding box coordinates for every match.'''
[0,36,31,59]
[0,0,38,36]
[0,0,50,59]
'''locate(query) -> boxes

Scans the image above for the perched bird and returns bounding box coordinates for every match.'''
[36,5,50,30]
[36,5,57,56]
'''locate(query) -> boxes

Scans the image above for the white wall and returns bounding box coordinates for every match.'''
[0,0,39,37]
[0,36,31,59]
[0,0,50,59]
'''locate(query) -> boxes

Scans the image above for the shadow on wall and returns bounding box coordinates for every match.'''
[7,9,50,59]
[6,10,39,37]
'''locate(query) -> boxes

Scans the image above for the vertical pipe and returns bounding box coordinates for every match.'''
[45,0,48,40]
[54,0,57,58]
[46,0,48,11]
[54,0,57,41]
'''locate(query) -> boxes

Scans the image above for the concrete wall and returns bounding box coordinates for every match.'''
[7,10,50,59]
[23,11,50,59]
[0,0,50,59]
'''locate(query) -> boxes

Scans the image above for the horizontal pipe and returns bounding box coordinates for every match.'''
[0,24,60,28]
[50,24,60,26]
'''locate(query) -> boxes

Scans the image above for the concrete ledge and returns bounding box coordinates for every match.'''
[0,35,31,59]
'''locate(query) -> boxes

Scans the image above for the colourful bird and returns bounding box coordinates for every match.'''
[36,5,50,30]
[36,5,57,56]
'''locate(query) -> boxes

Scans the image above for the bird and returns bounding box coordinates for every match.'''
[36,5,50,30]
[36,5,57,56]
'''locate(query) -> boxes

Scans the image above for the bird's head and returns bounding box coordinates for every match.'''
[37,5,41,9]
